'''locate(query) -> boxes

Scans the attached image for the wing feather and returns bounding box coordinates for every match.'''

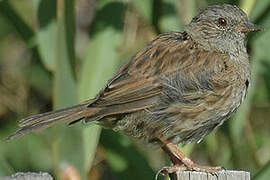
[85,31,231,123]
[85,32,195,122]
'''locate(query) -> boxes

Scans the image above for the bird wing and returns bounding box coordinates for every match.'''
[84,32,227,122]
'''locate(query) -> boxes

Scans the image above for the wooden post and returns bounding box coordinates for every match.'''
[1,170,250,180]
[0,172,53,180]
[169,170,250,180]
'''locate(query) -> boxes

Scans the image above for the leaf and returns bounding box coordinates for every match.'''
[133,0,153,24]
[240,0,256,15]
[28,64,52,98]
[34,0,57,71]
[100,131,155,180]
[50,0,85,178]
[249,0,270,21]
[253,161,270,180]
[0,0,35,46]
[79,27,122,174]
[159,0,182,32]
[78,1,126,174]
[54,1,77,110]
[252,20,270,62]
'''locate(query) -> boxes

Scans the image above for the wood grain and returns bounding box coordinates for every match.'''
[169,170,250,180]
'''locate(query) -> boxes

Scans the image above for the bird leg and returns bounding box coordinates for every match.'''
[157,139,222,178]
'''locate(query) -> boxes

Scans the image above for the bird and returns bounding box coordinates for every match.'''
[7,4,263,177]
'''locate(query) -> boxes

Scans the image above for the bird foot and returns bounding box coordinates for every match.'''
[181,157,223,173]
[155,163,223,179]
[157,140,224,179]
[155,164,187,179]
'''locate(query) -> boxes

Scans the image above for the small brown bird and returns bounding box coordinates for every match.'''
[7,4,262,176]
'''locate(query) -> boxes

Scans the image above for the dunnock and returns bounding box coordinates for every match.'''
[7,4,263,176]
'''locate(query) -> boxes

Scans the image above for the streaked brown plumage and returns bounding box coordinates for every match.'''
[7,4,263,176]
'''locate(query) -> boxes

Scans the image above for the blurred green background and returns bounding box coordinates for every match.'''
[0,0,269,179]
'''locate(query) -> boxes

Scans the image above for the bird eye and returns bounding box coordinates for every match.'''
[218,18,227,26]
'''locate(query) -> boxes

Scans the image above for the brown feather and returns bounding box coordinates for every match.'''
[7,31,249,144]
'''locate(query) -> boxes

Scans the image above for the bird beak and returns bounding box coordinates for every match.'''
[237,22,264,33]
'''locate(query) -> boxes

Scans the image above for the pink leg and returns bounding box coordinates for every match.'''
[156,139,222,179]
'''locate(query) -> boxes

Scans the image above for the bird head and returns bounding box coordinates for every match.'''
[184,4,263,56]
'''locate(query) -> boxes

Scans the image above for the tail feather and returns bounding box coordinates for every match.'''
[6,103,98,141]
[18,103,87,127]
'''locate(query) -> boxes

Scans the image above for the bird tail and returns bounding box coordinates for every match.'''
[5,102,99,141]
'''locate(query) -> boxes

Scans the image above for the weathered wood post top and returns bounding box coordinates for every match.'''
[169,170,250,180]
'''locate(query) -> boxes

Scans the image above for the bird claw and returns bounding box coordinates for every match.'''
[155,164,223,179]
[155,165,187,180]
[208,166,225,177]
[155,166,168,180]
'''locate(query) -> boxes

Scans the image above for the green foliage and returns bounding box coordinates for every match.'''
[133,0,153,24]
[0,0,269,179]
[254,161,270,180]
[78,5,125,176]
[34,0,57,71]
